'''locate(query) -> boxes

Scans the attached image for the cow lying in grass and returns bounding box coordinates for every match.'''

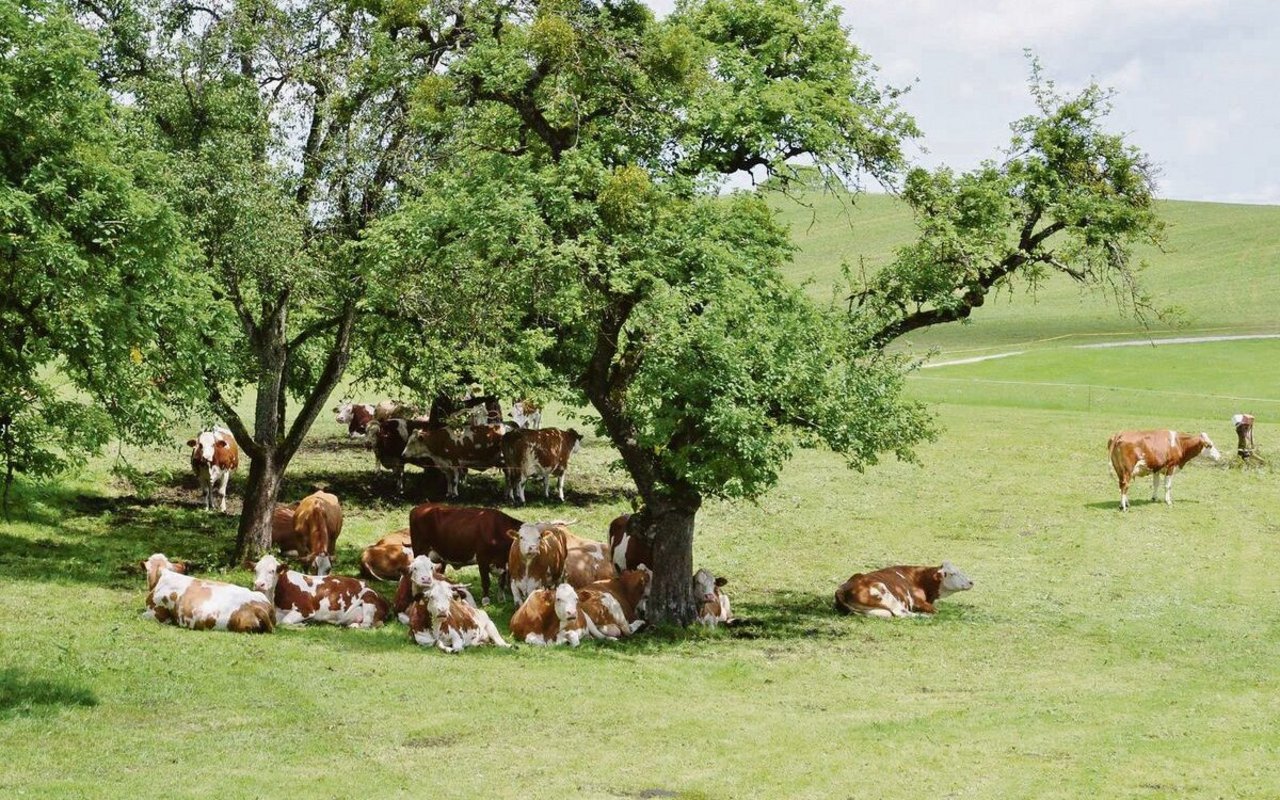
[693,569,735,628]
[834,562,973,618]
[407,578,509,653]
[142,553,273,633]
[250,555,389,628]
[510,570,650,646]
[506,521,614,605]
[393,555,478,624]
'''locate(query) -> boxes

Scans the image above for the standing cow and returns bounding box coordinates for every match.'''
[293,490,343,576]
[408,504,521,605]
[501,428,584,503]
[1107,429,1221,510]
[186,427,239,513]
[402,424,506,498]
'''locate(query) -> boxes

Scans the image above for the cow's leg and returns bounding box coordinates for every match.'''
[478,560,493,606]
[1164,468,1176,505]
[1151,470,1161,503]
[515,476,526,505]
[556,472,567,502]
[217,469,231,513]
[1117,473,1131,511]
[543,473,552,498]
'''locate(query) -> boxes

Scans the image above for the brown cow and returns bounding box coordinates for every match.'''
[607,513,652,574]
[271,502,300,553]
[1107,429,1221,510]
[693,569,735,628]
[186,428,239,513]
[141,553,273,633]
[582,567,652,623]
[293,490,343,576]
[834,563,974,618]
[402,424,506,498]
[507,586,568,645]
[407,579,508,652]
[506,521,614,605]
[501,428,584,503]
[408,504,521,605]
[250,555,389,628]
[359,528,413,581]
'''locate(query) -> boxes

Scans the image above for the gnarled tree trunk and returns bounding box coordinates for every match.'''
[631,495,700,627]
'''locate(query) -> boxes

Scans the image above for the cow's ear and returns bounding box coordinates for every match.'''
[504,529,518,540]
[185,439,197,447]
[277,562,290,575]
[171,562,189,574]
[215,440,228,449]
[714,576,727,587]
[240,559,255,571]
[138,560,148,572]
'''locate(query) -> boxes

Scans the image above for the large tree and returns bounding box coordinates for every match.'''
[369,0,937,623]
[0,0,194,515]
[77,0,491,559]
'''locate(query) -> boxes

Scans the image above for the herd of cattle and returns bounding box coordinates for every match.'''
[160,402,1237,647]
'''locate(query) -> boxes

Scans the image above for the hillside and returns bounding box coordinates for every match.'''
[769,189,1280,355]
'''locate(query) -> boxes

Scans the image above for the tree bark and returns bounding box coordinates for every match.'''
[235,450,283,562]
[631,493,701,627]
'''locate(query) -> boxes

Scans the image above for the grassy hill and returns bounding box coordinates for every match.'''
[771,190,1280,355]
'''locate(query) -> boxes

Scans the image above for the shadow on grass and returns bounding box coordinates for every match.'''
[1084,498,1205,512]
[0,669,97,718]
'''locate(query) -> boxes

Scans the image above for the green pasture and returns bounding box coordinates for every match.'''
[4,196,1279,798]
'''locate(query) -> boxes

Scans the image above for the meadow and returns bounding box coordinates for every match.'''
[2,194,1278,799]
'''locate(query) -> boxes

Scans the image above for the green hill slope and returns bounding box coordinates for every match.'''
[769,190,1280,355]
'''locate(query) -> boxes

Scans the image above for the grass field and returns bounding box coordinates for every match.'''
[3,196,1278,798]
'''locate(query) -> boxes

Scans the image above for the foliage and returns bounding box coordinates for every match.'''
[0,0,194,508]
[853,61,1166,344]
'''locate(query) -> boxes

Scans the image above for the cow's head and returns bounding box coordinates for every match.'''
[509,522,557,561]
[426,578,454,617]
[401,426,428,459]
[1200,433,1222,461]
[140,553,185,590]
[623,565,653,614]
[692,568,724,603]
[334,401,354,424]
[567,429,584,454]
[408,555,440,590]
[251,554,286,596]
[307,550,333,577]
[936,562,973,596]
[553,583,579,626]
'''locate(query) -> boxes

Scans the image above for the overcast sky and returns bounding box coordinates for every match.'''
[648,0,1280,205]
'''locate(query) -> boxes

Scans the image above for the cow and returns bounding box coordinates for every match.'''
[359,528,413,582]
[408,504,521,605]
[506,521,614,606]
[510,399,542,430]
[402,424,506,498]
[508,587,566,645]
[607,513,652,574]
[1107,429,1222,510]
[293,490,343,576]
[141,553,274,633]
[501,427,584,503]
[186,427,239,512]
[834,562,974,618]
[374,418,436,491]
[272,502,300,553]
[693,569,735,628]
[250,554,389,628]
[569,585,645,641]
[407,578,509,653]
[393,554,478,623]
[334,401,376,438]
[582,567,652,623]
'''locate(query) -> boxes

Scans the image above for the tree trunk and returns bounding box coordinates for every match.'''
[234,450,283,562]
[634,495,701,627]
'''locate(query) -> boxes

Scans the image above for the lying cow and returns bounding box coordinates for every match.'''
[834,562,974,618]
[293,490,343,575]
[583,567,652,623]
[141,553,273,633]
[359,528,413,581]
[508,585,576,646]
[501,428,583,503]
[402,424,505,498]
[250,554,389,628]
[407,577,509,653]
[393,555,478,623]
[186,427,239,512]
[1107,429,1221,510]
[408,504,520,605]
[693,568,735,628]
[506,521,614,605]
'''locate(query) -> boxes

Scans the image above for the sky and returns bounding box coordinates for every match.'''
[646,0,1280,205]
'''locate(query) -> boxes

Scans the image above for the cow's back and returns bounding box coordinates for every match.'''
[295,491,343,554]
[1108,430,1176,475]
[409,504,520,567]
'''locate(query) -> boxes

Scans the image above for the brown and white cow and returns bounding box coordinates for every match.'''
[407,578,509,653]
[569,585,645,642]
[607,513,653,574]
[374,418,437,491]
[693,569,735,628]
[1107,429,1222,510]
[408,504,521,605]
[186,428,239,512]
[508,587,564,645]
[582,567,652,623]
[834,562,974,618]
[402,424,506,498]
[506,521,614,605]
[141,553,273,633]
[334,401,376,438]
[359,528,413,582]
[250,554,389,628]
[293,490,343,576]
[510,399,542,430]
[393,554,478,623]
[501,428,584,503]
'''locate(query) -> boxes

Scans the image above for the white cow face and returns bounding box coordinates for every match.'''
[936,562,974,597]
[194,431,217,463]
[1200,433,1222,461]
[408,555,438,589]
[252,555,283,596]
[553,583,579,625]
[426,579,454,616]
[334,402,354,424]
[309,552,333,577]
[400,426,426,459]
[515,523,552,560]
[140,553,183,590]
[692,568,724,603]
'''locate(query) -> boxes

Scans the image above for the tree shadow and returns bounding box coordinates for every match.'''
[0,669,97,719]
